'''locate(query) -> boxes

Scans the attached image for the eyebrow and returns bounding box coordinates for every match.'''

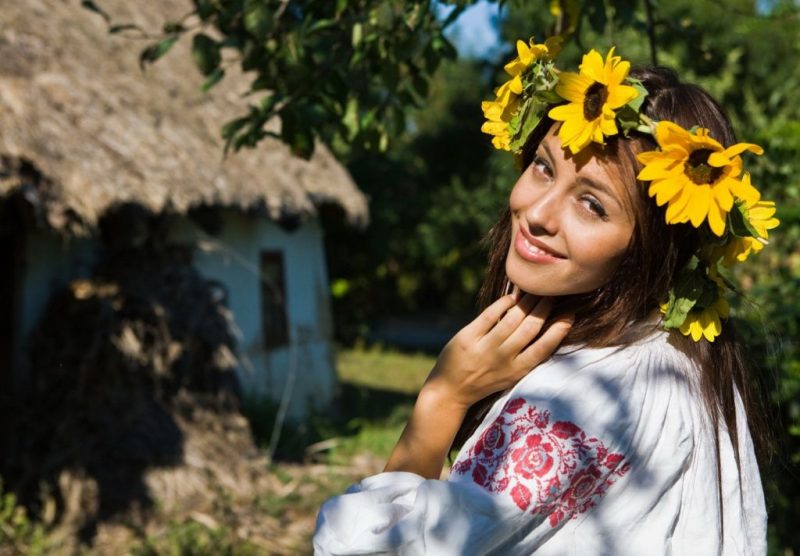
[541,141,625,212]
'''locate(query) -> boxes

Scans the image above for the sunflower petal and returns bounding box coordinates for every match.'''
[687,185,711,227]
[720,142,764,159]
[712,182,734,212]
[706,200,727,236]
[555,73,591,102]
[581,49,605,83]
[517,40,533,64]
[606,84,638,107]
[504,58,526,76]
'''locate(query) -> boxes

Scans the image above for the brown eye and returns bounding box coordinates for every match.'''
[530,154,553,178]
[582,195,608,219]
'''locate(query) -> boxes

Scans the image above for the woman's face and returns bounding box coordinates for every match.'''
[506,129,636,297]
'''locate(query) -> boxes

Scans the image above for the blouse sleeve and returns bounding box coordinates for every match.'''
[313,340,695,555]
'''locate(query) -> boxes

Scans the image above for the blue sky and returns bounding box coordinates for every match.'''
[438,0,502,59]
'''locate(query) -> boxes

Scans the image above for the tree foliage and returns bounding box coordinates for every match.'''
[86,0,499,157]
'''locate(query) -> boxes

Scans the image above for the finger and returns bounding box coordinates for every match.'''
[484,293,540,344]
[499,297,555,354]
[461,294,517,338]
[514,315,574,373]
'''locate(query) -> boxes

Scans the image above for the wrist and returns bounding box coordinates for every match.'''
[417,381,471,417]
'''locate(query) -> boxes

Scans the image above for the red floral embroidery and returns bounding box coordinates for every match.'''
[451,397,629,527]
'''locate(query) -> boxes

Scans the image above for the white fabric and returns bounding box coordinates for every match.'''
[313,330,767,555]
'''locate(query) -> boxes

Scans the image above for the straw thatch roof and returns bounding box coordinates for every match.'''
[0,0,368,235]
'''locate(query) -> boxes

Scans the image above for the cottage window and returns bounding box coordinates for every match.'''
[260,251,289,349]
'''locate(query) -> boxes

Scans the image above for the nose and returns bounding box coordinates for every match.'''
[523,187,560,236]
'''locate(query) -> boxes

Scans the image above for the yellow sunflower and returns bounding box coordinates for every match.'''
[481,82,519,150]
[711,175,780,266]
[636,121,764,236]
[547,47,638,154]
[503,36,562,94]
[679,296,730,342]
[481,37,560,151]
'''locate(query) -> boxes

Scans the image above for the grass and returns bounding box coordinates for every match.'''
[336,343,436,395]
[243,344,435,462]
[327,345,434,461]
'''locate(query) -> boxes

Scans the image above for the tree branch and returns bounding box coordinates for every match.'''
[643,0,658,65]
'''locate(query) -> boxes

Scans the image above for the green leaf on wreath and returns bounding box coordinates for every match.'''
[626,77,648,112]
[728,201,760,238]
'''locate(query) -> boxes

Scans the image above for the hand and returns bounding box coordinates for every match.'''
[422,294,572,410]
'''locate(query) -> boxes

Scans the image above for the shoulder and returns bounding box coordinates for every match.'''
[551,326,696,383]
[512,328,698,422]
[475,327,703,470]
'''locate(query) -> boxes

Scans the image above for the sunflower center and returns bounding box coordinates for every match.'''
[684,149,724,185]
[583,83,609,121]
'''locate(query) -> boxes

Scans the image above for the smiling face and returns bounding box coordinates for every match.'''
[506,128,637,297]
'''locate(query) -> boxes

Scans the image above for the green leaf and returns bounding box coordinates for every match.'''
[202,67,225,92]
[163,21,185,34]
[509,96,548,152]
[539,90,563,105]
[281,107,315,159]
[80,0,110,23]
[308,19,337,34]
[662,258,720,328]
[617,105,641,135]
[360,108,378,131]
[352,23,364,47]
[192,34,221,76]
[626,78,649,113]
[109,24,141,34]
[285,125,315,158]
[728,201,760,238]
[243,0,273,38]
[381,62,399,90]
[195,0,215,20]
[261,94,279,113]
[662,292,697,329]
[343,97,360,140]
[222,115,251,140]
[412,74,429,97]
[139,35,179,69]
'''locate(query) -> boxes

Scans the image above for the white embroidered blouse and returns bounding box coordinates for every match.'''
[313,330,767,555]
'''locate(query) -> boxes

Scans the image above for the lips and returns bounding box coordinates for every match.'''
[514,224,566,263]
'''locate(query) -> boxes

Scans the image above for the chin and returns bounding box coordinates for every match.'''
[505,251,598,297]
[505,257,560,297]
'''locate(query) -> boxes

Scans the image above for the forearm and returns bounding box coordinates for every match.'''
[383,384,468,479]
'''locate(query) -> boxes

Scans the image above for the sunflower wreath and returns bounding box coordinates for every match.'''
[481,39,779,342]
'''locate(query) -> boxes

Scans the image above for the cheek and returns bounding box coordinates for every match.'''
[508,176,531,213]
[573,227,632,279]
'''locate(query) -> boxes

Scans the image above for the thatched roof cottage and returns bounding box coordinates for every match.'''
[0,0,368,418]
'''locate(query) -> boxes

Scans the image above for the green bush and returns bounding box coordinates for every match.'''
[0,480,49,556]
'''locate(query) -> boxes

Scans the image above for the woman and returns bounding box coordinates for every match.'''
[314,43,777,555]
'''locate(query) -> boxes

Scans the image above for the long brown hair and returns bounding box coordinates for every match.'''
[452,67,774,481]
